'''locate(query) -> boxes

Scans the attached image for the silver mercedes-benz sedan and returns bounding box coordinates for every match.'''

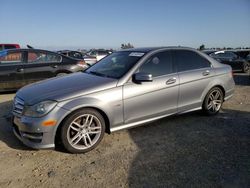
[12,47,235,153]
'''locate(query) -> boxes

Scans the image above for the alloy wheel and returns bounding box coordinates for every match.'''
[206,89,223,113]
[66,114,102,150]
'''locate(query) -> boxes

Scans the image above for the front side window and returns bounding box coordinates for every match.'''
[0,51,23,64]
[28,52,62,63]
[98,51,109,56]
[173,50,210,72]
[86,51,145,79]
[138,51,174,77]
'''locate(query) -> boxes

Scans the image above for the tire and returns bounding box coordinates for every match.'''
[60,108,105,153]
[242,62,250,73]
[202,87,224,116]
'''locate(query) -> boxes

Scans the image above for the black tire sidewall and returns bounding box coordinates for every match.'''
[60,108,105,154]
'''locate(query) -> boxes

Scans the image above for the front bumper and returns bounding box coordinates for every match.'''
[12,106,69,149]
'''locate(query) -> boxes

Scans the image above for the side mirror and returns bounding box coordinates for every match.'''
[133,72,153,83]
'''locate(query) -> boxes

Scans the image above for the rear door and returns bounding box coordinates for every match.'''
[172,50,215,112]
[22,50,62,84]
[0,50,25,90]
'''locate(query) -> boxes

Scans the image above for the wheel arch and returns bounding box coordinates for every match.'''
[202,84,226,105]
[54,106,111,146]
[55,69,72,75]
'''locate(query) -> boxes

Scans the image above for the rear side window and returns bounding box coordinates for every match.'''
[4,45,17,49]
[0,45,3,51]
[139,51,174,77]
[28,52,62,63]
[0,51,23,64]
[173,50,210,72]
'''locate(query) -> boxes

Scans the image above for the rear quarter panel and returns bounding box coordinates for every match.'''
[200,65,234,102]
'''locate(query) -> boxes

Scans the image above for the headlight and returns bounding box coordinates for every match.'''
[23,101,57,117]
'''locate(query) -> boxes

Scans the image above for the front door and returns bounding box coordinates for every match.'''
[123,50,179,124]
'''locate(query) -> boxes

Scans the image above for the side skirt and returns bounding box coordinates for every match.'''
[110,107,202,133]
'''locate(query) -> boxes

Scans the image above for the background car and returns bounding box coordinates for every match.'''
[0,48,88,91]
[87,49,112,61]
[57,50,84,59]
[58,50,97,65]
[0,44,20,51]
[209,51,249,73]
[232,49,250,60]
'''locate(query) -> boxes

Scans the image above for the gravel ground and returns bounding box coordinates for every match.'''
[0,73,249,188]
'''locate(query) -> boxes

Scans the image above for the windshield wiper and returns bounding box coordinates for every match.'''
[89,71,108,77]
[88,71,117,79]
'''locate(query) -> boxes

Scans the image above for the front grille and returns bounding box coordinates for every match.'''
[13,97,24,117]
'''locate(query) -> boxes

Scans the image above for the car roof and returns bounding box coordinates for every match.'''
[58,50,80,53]
[119,46,195,53]
[3,48,59,54]
[0,43,20,46]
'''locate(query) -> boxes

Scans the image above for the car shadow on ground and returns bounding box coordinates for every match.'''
[0,100,31,151]
[128,109,250,187]
[233,72,250,86]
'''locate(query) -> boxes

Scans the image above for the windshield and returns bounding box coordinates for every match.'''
[85,51,145,79]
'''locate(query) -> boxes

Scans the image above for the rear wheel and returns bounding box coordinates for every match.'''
[60,109,105,153]
[203,87,224,115]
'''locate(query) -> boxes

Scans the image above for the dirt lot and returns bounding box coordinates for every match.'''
[0,73,249,188]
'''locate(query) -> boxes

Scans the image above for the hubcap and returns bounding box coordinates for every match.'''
[67,114,102,150]
[207,90,222,112]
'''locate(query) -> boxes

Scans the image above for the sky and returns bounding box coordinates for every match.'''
[0,0,250,50]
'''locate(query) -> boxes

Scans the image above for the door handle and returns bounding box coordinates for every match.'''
[202,70,210,76]
[16,68,24,72]
[51,65,58,68]
[166,77,177,85]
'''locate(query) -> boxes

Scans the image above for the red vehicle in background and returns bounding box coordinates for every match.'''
[0,44,20,51]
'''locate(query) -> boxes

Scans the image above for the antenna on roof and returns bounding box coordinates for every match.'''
[27,45,34,49]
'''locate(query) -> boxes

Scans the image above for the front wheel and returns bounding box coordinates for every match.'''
[60,109,105,153]
[202,87,224,116]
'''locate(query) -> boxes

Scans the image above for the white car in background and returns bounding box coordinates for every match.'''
[87,49,112,61]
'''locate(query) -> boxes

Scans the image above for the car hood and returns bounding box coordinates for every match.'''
[17,72,118,105]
